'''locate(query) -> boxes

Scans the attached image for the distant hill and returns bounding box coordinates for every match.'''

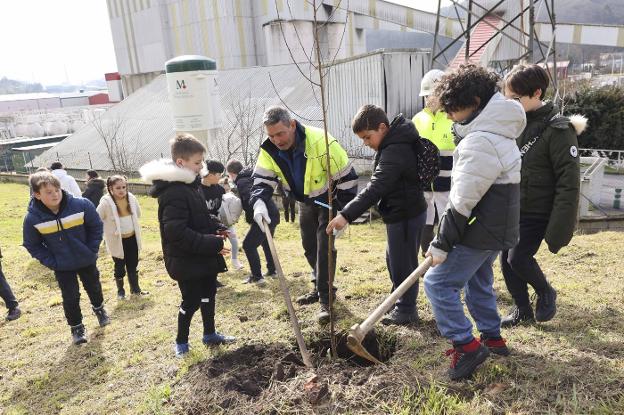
[0,77,43,95]
[440,0,624,26]
[536,0,624,25]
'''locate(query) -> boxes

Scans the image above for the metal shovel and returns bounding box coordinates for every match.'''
[347,256,433,364]
[262,219,314,368]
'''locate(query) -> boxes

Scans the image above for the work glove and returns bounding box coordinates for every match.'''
[253,199,271,229]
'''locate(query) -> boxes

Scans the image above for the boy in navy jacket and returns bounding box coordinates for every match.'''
[23,171,109,345]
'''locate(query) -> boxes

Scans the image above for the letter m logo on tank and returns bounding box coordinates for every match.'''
[165,55,222,132]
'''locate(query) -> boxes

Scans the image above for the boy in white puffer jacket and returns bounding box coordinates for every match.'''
[423,64,526,381]
[97,175,148,299]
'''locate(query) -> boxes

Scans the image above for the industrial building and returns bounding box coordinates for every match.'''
[29,0,624,174]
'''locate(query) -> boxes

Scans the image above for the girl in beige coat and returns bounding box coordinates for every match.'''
[97,176,147,298]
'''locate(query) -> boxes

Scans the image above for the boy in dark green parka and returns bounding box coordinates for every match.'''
[501,64,587,327]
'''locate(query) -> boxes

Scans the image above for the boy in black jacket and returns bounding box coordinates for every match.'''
[226,159,278,285]
[327,105,427,325]
[140,134,235,357]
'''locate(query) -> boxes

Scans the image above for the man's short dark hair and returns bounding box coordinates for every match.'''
[226,159,244,175]
[351,104,390,134]
[50,162,63,170]
[206,160,225,174]
[504,64,550,100]
[263,106,291,126]
[30,171,61,193]
[434,64,500,113]
[170,133,206,161]
[86,169,99,179]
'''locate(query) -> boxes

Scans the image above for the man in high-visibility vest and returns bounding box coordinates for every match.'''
[413,69,456,256]
[250,106,359,323]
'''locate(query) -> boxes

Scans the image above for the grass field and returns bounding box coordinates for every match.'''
[0,182,623,414]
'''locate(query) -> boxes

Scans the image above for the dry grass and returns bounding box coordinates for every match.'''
[0,182,623,414]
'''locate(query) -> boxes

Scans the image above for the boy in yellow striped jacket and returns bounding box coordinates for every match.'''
[23,171,109,345]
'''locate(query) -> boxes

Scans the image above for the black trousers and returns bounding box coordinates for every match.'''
[177,275,217,344]
[0,262,18,310]
[112,235,142,292]
[282,196,296,222]
[501,215,550,307]
[54,263,104,327]
[112,235,139,278]
[386,213,426,313]
[243,222,276,280]
[299,202,336,304]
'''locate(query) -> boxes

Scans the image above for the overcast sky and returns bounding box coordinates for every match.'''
[0,0,452,86]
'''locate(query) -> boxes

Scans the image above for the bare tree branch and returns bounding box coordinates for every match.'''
[268,72,323,122]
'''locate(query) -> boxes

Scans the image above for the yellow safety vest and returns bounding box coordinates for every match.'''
[412,108,456,153]
[255,124,353,199]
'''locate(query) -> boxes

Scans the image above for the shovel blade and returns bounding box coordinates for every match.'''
[346,329,382,365]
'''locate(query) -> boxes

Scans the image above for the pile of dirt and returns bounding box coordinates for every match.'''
[171,344,304,413]
[170,330,399,413]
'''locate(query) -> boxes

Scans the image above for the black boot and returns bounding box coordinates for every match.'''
[501,304,535,328]
[128,271,149,296]
[93,305,110,327]
[115,278,126,300]
[70,324,87,345]
[535,284,557,322]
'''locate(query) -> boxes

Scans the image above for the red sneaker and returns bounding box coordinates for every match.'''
[479,335,510,356]
[445,338,490,380]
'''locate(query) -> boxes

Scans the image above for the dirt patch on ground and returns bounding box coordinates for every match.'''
[170,330,399,414]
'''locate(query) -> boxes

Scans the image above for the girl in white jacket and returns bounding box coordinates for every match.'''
[97,175,148,298]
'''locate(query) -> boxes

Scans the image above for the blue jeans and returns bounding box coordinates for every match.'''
[424,245,501,344]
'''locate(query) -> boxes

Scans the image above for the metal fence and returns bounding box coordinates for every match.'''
[579,148,624,174]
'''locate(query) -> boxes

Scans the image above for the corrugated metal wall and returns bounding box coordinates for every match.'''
[33,50,429,170]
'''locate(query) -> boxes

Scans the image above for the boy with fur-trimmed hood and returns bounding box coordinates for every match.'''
[140,134,235,357]
[500,64,586,327]
[423,64,526,380]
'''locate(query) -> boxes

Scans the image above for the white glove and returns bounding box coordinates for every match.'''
[253,199,271,229]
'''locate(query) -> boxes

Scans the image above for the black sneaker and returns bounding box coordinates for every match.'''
[317,303,331,324]
[296,291,319,305]
[501,305,535,328]
[381,307,419,326]
[93,305,110,327]
[479,335,510,356]
[446,340,490,380]
[71,324,87,345]
[6,307,21,321]
[264,270,277,278]
[535,284,557,322]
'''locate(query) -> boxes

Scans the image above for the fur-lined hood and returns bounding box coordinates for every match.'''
[568,114,588,135]
[139,159,204,184]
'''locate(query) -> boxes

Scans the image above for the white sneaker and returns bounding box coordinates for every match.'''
[231,259,243,270]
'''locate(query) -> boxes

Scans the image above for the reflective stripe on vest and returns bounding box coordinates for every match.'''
[256,124,352,198]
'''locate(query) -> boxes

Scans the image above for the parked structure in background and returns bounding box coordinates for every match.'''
[107,0,624,96]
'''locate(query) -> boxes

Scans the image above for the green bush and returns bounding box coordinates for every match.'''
[563,85,624,150]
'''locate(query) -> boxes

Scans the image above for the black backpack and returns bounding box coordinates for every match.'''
[395,115,440,186]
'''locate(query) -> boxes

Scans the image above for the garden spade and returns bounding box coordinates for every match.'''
[347,256,433,364]
[262,219,314,368]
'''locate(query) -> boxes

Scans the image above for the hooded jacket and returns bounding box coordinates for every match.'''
[51,169,82,197]
[82,178,106,207]
[140,159,226,281]
[23,191,103,271]
[341,115,427,224]
[517,102,585,253]
[234,167,280,225]
[430,93,526,258]
[96,193,142,259]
